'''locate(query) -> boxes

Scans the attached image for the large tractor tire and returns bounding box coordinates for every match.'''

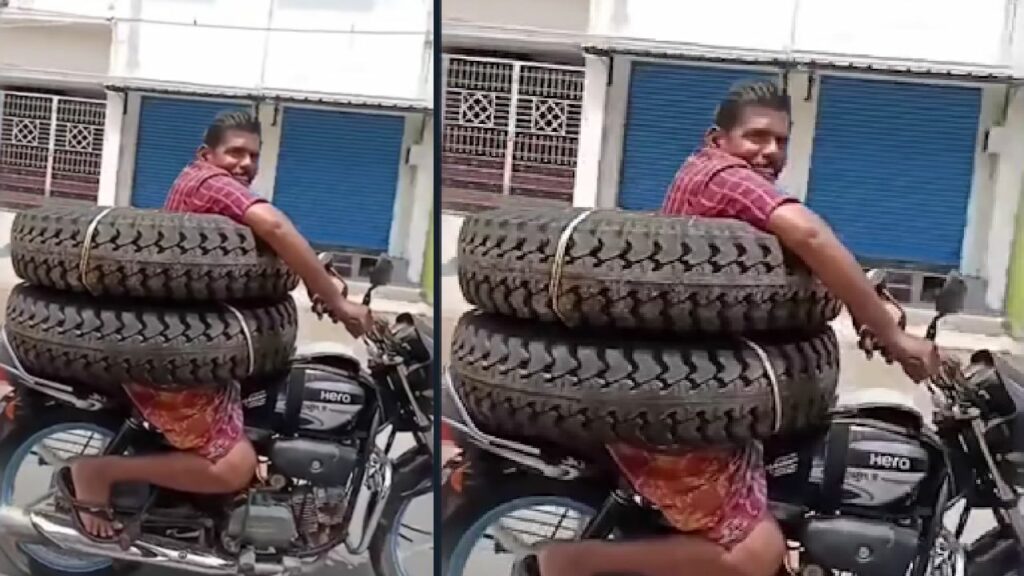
[5,284,297,393]
[12,206,298,302]
[449,311,840,449]
[458,207,841,335]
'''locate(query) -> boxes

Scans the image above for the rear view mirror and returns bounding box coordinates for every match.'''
[935,272,966,316]
[369,258,394,288]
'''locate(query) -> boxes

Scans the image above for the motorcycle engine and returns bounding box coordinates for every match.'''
[793,517,921,576]
[222,485,348,553]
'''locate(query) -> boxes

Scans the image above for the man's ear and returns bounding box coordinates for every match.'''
[196,144,211,161]
[705,126,725,148]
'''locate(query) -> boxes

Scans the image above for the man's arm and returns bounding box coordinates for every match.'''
[242,204,342,302]
[766,203,903,347]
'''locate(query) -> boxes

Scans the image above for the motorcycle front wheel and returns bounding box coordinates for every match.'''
[368,446,434,576]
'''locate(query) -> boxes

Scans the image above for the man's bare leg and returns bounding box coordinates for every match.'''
[68,438,257,538]
[537,517,785,576]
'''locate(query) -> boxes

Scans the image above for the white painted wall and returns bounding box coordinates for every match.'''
[110,0,431,103]
[602,0,1010,68]
[442,0,588,34]
[3,0,113,19]
[0,22,110,83]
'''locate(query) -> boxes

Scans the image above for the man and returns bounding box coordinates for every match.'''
[524,80,940,576]
[60,111,372,540]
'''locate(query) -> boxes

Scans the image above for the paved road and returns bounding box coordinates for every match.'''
[0,310,436,576]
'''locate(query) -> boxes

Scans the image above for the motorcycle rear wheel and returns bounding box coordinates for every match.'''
[440,466,608,576]
[0,403,133,576]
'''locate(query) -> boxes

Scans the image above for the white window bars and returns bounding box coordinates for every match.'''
[442,54,584,210]
[0,91,106,203]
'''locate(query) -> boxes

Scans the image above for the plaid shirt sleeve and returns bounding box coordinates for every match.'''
[699,167,797,231]
[195,175,266,224]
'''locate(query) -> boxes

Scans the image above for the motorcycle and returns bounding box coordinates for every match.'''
[0,254,434,576]
[440,272,1024,576]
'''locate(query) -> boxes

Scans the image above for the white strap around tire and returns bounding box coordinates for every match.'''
[549,209,596,324]
[79,207,115,295]
[221,303,255,377]
[740,337,783,435]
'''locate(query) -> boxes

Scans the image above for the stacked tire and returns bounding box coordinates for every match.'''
[450,207,844,450]
[5,206,301,396]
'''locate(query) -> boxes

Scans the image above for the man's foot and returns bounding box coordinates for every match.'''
[67,459,117,539]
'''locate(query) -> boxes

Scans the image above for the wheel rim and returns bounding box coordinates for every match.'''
[0,423,114,574]
[446,496,595,576]
[386,491,434,576]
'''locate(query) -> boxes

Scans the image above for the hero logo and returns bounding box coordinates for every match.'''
[319,390,355,404]
[868,452,911,470]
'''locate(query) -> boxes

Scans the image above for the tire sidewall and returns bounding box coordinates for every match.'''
[0,403,128,576]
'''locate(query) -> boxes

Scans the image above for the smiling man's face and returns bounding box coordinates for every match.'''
[709,104,790,182]
[200,129,261,186]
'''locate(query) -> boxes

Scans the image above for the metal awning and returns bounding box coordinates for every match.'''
[583,42,1018,83]
[104,77,433,113]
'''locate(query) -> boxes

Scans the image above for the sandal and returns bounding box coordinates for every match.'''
[54,467,123,544]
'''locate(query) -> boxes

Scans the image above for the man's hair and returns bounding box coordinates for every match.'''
[714,79,790,131]
[203,110,262,148]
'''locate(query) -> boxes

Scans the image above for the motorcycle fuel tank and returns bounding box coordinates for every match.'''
[273,367,367,432]
[766,419,930,509]
[809,422,931,507]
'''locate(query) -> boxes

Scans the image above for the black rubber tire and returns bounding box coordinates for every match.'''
[5,284,297,392]
[440,466,609,576]
[11,206,299,302]
[458,207,841,335]
[0,404,131,576]
[450,311,840,448]
[368,446,434,576]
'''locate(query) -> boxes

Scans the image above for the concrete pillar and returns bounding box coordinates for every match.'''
[959,85,1004,278]
[984,87,1024,311]
[114,93,141,207]
[777,71,818,202]
[97,91,125,206]
[595,56,632,208]
[403,116,433,285]
[573,54,610,208]
[252,101,282,201]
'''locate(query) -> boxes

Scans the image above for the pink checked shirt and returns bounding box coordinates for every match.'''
[163,161,265,222]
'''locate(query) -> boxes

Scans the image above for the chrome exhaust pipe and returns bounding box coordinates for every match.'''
[0,507,322,576]
[0,506,49,545]
[28,512,238,575]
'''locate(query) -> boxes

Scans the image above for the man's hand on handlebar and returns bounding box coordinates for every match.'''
[311,276,373,338]
[852,277,940,383]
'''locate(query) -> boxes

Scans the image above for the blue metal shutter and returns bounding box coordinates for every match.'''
[618,64,773,211]
[131,97,249,208]
[807,77,981,267]
[274,108,404,251]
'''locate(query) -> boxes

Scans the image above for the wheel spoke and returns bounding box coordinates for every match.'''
[33,444,66,467]
[491,523,539,557]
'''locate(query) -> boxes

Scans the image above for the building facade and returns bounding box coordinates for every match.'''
[0,0,434,288]
[442,0,1024,327]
